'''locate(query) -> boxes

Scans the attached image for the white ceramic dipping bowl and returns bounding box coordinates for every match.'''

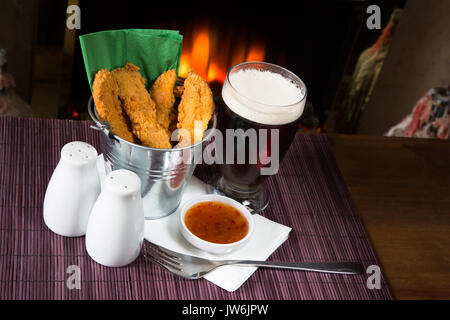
[179,194,254,254]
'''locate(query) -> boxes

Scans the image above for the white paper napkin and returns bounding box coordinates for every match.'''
[143,176,292,292]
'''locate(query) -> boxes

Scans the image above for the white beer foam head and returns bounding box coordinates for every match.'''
[222,67,306,125]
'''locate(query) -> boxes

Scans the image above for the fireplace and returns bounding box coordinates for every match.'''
[166,19,272,97]
[177,22,266,84]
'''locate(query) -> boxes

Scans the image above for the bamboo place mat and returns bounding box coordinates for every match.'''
[0,116,392,300]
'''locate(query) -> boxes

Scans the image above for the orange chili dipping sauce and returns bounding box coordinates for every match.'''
[184,201,249,244]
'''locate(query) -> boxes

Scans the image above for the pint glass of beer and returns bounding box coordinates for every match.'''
[207,62,307,213]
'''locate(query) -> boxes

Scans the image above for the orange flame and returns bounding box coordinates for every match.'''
[191,30,210,79]
[178,26,266,84]
[246,43,266,62]
[179,53,191,78]
[207,63,227,83]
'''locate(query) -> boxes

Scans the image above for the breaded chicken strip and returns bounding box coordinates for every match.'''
[150,69,177,130]
[177,71,215,145]
[112,63,172,149]
[92,69,135,143]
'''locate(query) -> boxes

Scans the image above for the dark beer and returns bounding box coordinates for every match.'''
[211,62,307,212]
[217,97,300,190]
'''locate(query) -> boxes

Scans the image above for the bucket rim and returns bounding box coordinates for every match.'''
[88,96,217,152]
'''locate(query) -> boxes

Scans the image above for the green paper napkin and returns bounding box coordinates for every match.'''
[79,29,183,90]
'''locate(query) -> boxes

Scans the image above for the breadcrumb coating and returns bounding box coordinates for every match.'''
[112,63,172,149]
[150,69,177,130]
[92,69,135,143]
[177,71,215,145]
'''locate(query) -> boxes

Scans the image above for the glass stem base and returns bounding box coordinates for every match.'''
[206,174,269,214]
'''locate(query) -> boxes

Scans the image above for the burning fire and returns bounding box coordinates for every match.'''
[178,26,266,83]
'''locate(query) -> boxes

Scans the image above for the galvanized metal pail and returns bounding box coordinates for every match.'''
[88,97,216,219]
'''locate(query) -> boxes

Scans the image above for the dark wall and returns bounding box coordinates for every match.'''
[0,0,38,102]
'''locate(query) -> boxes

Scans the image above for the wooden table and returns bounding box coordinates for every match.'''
[327,134,450,300]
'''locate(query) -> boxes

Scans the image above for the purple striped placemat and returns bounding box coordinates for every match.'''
[0,116,392,300]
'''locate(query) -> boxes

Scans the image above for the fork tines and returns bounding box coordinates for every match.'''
[143,240,183,273]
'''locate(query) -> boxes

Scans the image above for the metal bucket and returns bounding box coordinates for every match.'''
[88,97,216,219]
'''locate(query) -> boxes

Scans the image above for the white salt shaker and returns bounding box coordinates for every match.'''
[85,169,144,267]
[43,141,101,237]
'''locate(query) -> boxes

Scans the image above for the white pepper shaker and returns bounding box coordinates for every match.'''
[85,169,144,267]
[43,141,100,237]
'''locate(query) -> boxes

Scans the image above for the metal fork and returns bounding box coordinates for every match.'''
[142,240,363,279]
